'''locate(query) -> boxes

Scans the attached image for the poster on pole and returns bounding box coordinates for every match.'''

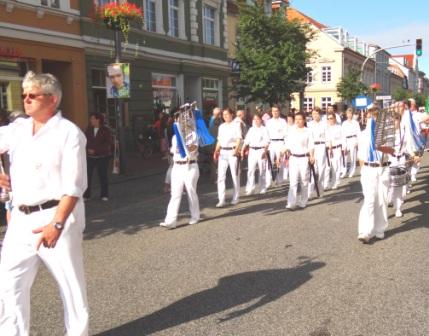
[106,63,130,99]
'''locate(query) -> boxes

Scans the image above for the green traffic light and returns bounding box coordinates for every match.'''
[416,50,423,56]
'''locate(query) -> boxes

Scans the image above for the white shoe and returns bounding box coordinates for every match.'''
[259,188,267,194]
[285,204,296,211]
[332,184,339,190]
[189,218,199,225]
[298,204,306,209]
[375,233,385,240]
[411,176,417,182]
[160,221,177,229]
[395,210,403,218]
[245,190,253,196]
[216,202,225,208]
[101,197,109,201]
[358,235,370,244]
[348,174,354,178]
[230,199,239,205]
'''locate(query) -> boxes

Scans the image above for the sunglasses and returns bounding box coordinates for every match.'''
[21,93,51,100]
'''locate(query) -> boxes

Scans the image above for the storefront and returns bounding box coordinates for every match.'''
[0,37,87,128]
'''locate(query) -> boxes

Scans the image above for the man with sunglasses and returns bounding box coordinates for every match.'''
[0,72,89,335]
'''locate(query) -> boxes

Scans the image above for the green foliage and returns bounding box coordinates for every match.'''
[235,3,312,105]
[336,68,369,102]
[392,88,427,107]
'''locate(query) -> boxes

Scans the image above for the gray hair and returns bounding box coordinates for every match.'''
[22,71,62,109]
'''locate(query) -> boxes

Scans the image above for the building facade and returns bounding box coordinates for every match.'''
[0,0,88,128]
[82,0,230,142]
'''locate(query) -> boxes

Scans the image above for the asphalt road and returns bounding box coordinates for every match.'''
[8,155,429,335]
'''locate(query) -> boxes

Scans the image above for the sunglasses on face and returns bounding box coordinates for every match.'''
[21,93,51,100]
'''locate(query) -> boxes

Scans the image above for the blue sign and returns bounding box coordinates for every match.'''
[352,95,372,109]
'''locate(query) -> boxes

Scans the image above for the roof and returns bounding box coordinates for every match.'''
[388,63,406,78]
[271,4,328,29]
[391,54,415,69]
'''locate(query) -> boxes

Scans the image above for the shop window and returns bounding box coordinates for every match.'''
[152,73,178,117]
[202,78,219,116]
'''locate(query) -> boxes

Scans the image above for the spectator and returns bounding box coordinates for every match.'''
[83,112,113,201]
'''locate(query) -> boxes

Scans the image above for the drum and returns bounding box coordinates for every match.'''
[390,166,408,187]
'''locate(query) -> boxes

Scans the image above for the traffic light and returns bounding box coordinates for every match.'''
[416,38,423,56]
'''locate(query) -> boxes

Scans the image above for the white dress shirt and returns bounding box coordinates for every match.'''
[0,112,87,206]
[265,117,287,141]
[243,125,269,147]
[341,119,361,138]
[286,127,314,154]
[307,120,326,143]
[326,124,344,148]
[171,134,198,161]
[217,121,242,148]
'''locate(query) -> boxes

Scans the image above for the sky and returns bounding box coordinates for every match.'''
[290,0,429,75]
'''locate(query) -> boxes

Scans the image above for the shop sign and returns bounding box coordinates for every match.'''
[0,46,23,58]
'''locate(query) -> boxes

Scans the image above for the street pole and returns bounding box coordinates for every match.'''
[113,2,127,174]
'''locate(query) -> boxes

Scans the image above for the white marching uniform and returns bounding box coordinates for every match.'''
[307,120,327,197]
[408,111,426,181]
[285,126,314,208]
[0,113,89,336]
[265,117,288,188]
[163,135,200,224]
[388,128,407,214]
[326,124,344,189]
[357,118,390,240]
[217,121,242,204]
[341,119,361,178]
[243,125,269,194]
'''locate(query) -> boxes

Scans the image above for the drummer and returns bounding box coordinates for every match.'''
[388,113,407,218]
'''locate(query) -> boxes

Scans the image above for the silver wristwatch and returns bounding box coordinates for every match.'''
[53,222,64,230]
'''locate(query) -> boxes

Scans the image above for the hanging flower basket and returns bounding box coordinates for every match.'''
[95,2,143,43]
[370,82,381,92]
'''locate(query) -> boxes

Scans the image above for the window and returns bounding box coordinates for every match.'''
[203,5,216,45]
[41,0,60,8]
[91,69,115,127]
[321,66,331,83]
[303,97,314,113]
[0,83,8,111]
[202,78,219,115]
[321,97,332,111]
[145,0,156,32]
[168,0,179,38]
[152,73,178,113]
[306,71,313,84]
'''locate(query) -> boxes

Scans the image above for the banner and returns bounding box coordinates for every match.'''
[106,63,130,99]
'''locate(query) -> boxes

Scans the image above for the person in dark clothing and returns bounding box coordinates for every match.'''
[83,113,113,201]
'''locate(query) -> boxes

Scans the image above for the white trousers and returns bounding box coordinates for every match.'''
[308,144,327,198]
[410,161,421,181]
[328,147,342,188]
[0,203,88,336]
[358,166,390,238]
[164,162,200,224]
[217,152,240,203]
[266,142,286,187]
[246,149,267,193]
[342,140,358,177]
[287,156,310,207]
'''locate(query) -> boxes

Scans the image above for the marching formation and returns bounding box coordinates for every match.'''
[160,101,429,245]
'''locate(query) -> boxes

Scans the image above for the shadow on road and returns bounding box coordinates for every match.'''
[94,258,326,336]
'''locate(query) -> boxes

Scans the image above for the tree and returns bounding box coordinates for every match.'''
[392,88,427,107]
[336,68,369,103]
[235,3,312,105]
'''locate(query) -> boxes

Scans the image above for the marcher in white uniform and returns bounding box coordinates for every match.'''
[388,114,407,218]
[0,72,89,335]
[214,108,242,207]
[357,106,393,243]
[325,113,345,189]
[265,107,288,188]
[307,107,327,197]
[241,114,269,195]
[341,108,361,178]
[282,113,315,209]
[160,130,200,229]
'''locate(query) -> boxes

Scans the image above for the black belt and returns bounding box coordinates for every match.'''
[314,141,325,145]
[364,162,390,168]
[270,139,284,141]
[331,145,342,149]
[18,200,60,215]
[175,160,196,165]
[291,153,310,158]
[394,155,405,159]
[346,135,357,139]
[221,147,235,150]
[250,146,265,149]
